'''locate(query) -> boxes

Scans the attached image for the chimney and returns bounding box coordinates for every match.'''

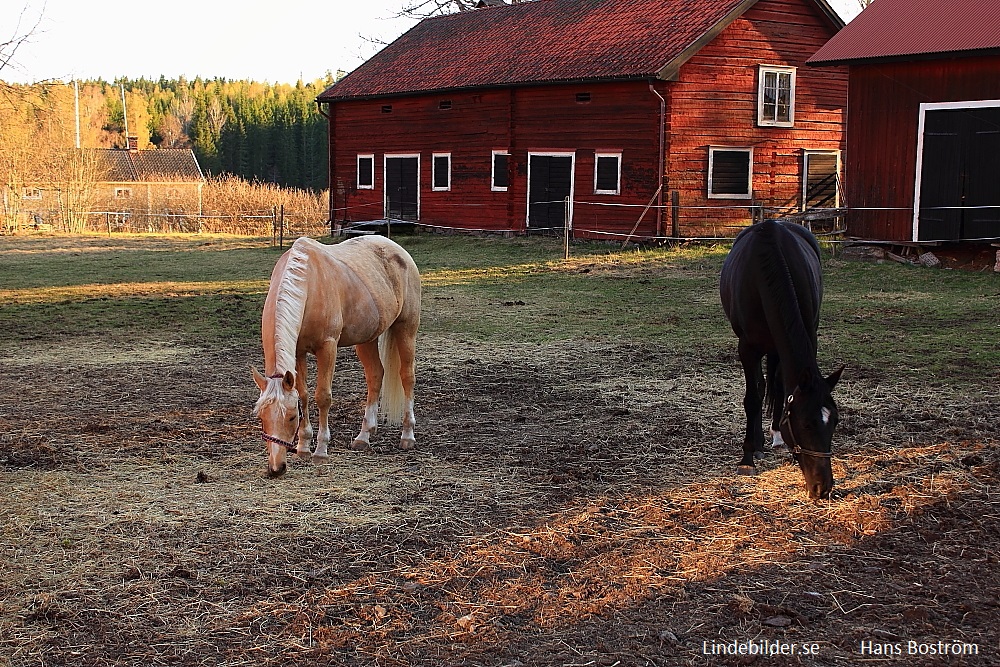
[127,136,138,150]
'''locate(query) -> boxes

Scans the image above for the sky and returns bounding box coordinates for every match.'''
[1,0,865,85]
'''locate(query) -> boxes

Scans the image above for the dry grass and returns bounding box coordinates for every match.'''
[1,331,997,666]
[200,175,328,236]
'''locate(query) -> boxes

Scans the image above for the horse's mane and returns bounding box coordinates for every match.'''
[753,222,822,400]
[271,238,312,374]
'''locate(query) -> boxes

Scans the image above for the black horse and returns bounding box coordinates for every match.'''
[720,220,843,500]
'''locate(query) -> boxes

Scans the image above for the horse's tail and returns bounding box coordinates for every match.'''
[378,325,408,426]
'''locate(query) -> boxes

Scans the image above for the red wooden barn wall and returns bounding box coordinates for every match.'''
[667,0,847,236]
[327,0,846,239]
[842,55,1000,242]
[329,81,662,237]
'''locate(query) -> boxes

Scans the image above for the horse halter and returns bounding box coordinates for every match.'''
[779,395,833,460]
[260,373,302,453]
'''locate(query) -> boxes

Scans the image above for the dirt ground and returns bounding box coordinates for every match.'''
[1,330,998,665]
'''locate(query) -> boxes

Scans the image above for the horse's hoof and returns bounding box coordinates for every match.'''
[349,439,370,451]
[399,438,415,450]
[312,453,330,465]
[753,449,766,460]
[296,450,313,461]
[736,465,759,476]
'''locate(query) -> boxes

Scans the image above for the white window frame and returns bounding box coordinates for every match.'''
[357,154,375,190]
[758,65,796,128]
[21,187,42,200]
[491,150,510,192]
[708,146,753,200]
[432,152,451,191]
[114,187,133,199]
[594,152,622,195]
[802,150,841,210]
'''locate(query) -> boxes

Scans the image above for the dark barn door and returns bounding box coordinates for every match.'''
[918,106,1000,241]
[385,156,418,221]
[528,155,573,229]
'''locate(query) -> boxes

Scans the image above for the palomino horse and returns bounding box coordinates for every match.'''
[252,235,421,477]
[720,220,843,500]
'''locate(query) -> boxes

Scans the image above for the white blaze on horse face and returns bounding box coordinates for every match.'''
[821,406,832,426]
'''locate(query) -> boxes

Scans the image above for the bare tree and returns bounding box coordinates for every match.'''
[1,2,44,87]
[399,0,534,19]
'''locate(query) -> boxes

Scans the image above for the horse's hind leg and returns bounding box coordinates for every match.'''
[395,325,417,450]
[312,342,337,461]
[352,340,383,450]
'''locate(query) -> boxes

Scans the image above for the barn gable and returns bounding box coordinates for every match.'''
[318,0,848,239]
[809,0,1000,244]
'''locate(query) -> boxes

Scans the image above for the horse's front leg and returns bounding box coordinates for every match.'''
[294,355,314,460]
[738,343,764,475]
[312,341,337,461]
[351,340,383,450]
[766,353,788,454]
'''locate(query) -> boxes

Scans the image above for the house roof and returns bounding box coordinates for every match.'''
[319,0,843,101]
[94,148,205,182]
[808,0,1000,65]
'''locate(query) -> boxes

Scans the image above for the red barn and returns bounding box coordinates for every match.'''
[809,0,1000,244]
[317,0,847,239]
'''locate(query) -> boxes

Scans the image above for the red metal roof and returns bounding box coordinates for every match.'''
[809,0,1000,65]
[320,0,840,101]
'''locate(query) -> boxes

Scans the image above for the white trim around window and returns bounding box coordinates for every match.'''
[432,152,451,191]
[21,187,42,200]
[357,154,375,190]
[491,150,510,191]
[707,146,753,199]
[758,65,796,127]
[594,152,622,195]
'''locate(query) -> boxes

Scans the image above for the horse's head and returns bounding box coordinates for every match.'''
[780,366,844,500]
[252,367,300,478]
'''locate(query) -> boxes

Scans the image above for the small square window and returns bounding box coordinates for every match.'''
[708,147,752,199]
[432,153,451,191]
[21,187,42,200]
[758,65,796,127]
[576,92,592,103]
[492,151,510,191]
[357,155,374,189]
[115,187,132,199]
[594,153,621,195]
[439,100,452,110]
[381,105,393,114]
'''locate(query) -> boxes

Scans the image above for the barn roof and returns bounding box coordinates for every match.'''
[94,148,205,182]
[319,0,843,101]
[808,0,1000,65]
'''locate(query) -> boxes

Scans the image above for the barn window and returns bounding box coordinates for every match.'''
[21,187,42,200]
[594,153,621,195]
[432,153,451,191]
[439,100,452,110]
[708,147,753,199]
[576,92,592,103]
[803,150,840,209]
[357,154,375,190]
[381,105,393,114]
[492,150,510,191]
[115,187,132,199]
[758,65,795,127]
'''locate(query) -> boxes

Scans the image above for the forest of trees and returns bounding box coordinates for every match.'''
[2,75,334,192]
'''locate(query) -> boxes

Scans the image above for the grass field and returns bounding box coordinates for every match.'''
[0,232,997,666]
